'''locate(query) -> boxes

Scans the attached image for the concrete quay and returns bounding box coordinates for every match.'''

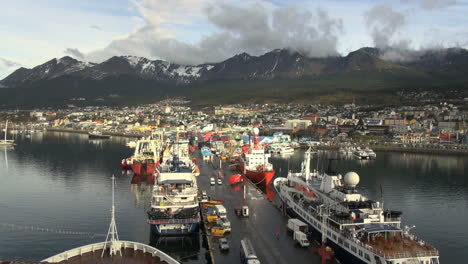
[195,152,329,264]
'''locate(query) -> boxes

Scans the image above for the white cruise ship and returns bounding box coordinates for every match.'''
[273,148,439,264]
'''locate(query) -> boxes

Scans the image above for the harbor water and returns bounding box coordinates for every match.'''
[0,132,467,263]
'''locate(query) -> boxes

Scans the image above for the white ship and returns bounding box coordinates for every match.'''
[353,148,370,160]
[364,147,377,158]
[273,148,439,264]
[147,138,200,236]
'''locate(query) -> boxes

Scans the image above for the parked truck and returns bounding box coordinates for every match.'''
[293,231,310,247]
[287,218,308,233]
[240,238,261,264]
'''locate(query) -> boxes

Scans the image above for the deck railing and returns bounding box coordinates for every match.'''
[42,241,179,264]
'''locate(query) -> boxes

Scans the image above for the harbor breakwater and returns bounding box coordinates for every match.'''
[46,127,144,138]
[315,145,468,155]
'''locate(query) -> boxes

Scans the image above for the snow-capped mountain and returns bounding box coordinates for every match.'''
[1,47,468,107]
[0,55,217,88]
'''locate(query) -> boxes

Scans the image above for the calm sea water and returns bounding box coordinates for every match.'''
[0,132,466,263]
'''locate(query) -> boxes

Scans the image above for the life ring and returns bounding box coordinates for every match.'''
[257,165,263,171]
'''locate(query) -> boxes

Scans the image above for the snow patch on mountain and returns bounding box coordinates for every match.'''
[172,66,202,78]
[124,56,143,67]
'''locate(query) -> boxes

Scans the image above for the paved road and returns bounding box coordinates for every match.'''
[195,152,327,264]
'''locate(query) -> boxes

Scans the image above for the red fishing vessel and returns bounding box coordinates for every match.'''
[238,128,275,186]
[125,133,164,176]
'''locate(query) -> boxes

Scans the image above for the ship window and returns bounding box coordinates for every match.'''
[375,256,383,264]
[344,241,349,248]
[332,234,337,240]
[358,250,363,257]
[338,238,343,245]
[364,254,370,261]
[327,231,331,236]
[351,246,357,253]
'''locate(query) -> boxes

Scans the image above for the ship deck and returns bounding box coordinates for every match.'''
[49,248,168,264]
[367,236,438,258]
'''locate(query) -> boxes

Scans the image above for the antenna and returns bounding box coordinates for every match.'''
[102,175,121,257]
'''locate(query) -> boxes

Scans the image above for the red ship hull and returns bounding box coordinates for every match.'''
[238,162,275,186]
[131,160,158,175]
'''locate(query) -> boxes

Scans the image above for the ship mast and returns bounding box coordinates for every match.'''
[4,120,8,141]
[305,147,311,182]
[102,175,121,257]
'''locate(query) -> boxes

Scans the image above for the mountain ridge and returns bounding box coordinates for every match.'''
[1,47,467,106]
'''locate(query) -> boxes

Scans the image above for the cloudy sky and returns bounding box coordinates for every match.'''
[1,0,468,78]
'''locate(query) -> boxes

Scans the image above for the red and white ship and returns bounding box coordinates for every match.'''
[238,127,275,186]
[125,133,165,176]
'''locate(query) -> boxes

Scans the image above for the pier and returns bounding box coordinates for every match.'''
[195,152,330,264]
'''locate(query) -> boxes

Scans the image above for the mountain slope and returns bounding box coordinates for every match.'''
[1,47,467,106]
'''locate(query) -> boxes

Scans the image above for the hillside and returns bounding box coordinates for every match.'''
[1,47,468,107]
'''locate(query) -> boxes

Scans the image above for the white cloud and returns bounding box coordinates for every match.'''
[86,0,344,64]
[1,0,468,79]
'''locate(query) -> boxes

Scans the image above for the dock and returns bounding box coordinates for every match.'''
[195,152,329,264]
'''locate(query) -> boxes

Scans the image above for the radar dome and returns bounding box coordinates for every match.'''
[253,127,259,135]
[344,172,360,188]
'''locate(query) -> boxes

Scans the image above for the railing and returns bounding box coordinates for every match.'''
[42,241,179,264]
[152,188,198,196]
[151,200,198,207]
[351,236,438,260]
[147,217,200,224]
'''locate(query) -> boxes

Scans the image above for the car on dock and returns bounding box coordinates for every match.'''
[217,178,223,185]
[210,177,215,185]
[200,190,209,203]
[217,217,231,232]
[219,238,229,251]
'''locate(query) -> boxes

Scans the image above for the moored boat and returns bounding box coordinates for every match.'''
[147,139,200,236]
[238,128,275,186]
[88,130,111,139]
[353,148,370,160]
[128,133,164,176]
[274,148,439,264]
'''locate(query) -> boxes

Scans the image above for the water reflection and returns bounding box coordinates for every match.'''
[130,182,151,209]
[149,233,204,263]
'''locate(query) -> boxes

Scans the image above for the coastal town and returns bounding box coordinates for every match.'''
[1,99,450,264]
[2,99,468,154]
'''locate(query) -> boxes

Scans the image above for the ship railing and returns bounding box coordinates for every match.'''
[147,217,200,224]
[151,200,199,207]
[42,241,179,264]
[383,217,401,222]
[152,188,198,196]
[352,237,438,259]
